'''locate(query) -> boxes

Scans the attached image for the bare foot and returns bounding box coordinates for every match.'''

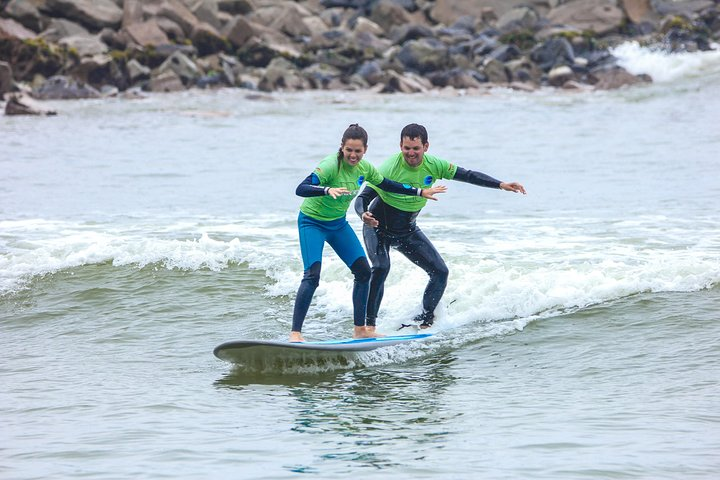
[289,331,305,343]
[353,326,385,338]
[364,326,385,337]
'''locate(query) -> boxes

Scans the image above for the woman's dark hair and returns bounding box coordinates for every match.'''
[400,123,428,144]
[337,123,369,167]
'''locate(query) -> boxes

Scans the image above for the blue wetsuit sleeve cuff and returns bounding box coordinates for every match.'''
[296,173,328,197]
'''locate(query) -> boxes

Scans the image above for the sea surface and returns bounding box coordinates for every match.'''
[2,44,719,479]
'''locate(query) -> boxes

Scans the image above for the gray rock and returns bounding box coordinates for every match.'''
[302,63,343,89]
[547,0,624,35]
[5,94,57,115]
[157,51,201,85]
[59,35,109,57]
[382,70,432,93]
[127,59,151,83]
[397,38,449,74]
[530,37,575,72]
[218,0,257,15]
[497,6,539,32]
[653,0,714,16]
[369,0,413,33]
[158,0,201,38]
[547,65,574,86]
[3,0,44,33]
[480,58,509,83]
[124,19,171,47]
[0,17,38,40]
[591,65,652,89]
[0,61,14,95]
[45,0,123,31]
[149,70,185,92]
[33,75,101,99]
[40,18,90,42]
[356,60,384,85]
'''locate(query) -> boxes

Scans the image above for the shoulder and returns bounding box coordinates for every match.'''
[315,153,339,177]
[424,153,455,176]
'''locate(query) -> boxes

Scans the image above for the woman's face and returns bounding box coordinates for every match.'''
[341,138,367,166]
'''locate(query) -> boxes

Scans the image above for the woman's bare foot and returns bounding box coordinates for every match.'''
[364,326,385,337]
[353,326,385,338]
[289,331,305,342]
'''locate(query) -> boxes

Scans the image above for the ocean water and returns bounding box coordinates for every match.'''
[1,44,719,479]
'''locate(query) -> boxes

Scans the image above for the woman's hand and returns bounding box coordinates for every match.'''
[421,184,447,201]
[327,187,350,198]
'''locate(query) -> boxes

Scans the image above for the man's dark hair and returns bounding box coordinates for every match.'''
[400,123,428,144]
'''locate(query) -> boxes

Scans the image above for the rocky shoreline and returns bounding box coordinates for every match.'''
[1,0,719,113]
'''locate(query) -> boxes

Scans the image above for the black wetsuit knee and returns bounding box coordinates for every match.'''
[302,262,321,287]
[350,257,371,284]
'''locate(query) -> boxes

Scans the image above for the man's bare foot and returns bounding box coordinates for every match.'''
[289,331,305,342]
[353,326,385,338]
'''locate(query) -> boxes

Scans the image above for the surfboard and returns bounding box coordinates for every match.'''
[214,333,432,363]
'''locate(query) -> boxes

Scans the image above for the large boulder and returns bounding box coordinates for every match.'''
[396,38,450,74]
[0,17,38,40]
[156,51,201,85]
[218,0,257,15]
[547,0,624,35]
[530,37,575,72]
[33,75,101,99]
[591,66,652,89]
[620,0,654,24]
[369,0,413,33]
[382,70,432,93]
[40,19,90,43]
[157,0,202,38]
[58,35,109,57]
[124,19,171,47]
[45,0,123,31]
[3,0,44,33]
[430,0,548,27]
[5,94,57,116]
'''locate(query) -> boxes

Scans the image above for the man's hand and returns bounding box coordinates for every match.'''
[499,182,526,194]
[361,211,379,227]
[421,184,448,201]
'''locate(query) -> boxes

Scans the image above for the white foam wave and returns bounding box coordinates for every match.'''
[0,218,300,295]
[611,41,720,82]
[2,217,718,335]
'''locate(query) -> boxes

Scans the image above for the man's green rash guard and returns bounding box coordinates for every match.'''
[300,154,386,221]
[368,153,458,212]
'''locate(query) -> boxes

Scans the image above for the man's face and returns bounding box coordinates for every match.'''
[400,136,428,167]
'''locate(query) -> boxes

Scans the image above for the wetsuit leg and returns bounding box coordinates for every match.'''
[395,229,449,319]
[293,212,328,333]
[292,261,321,332]
[363,224,392,327]
[349,257,371,327]
[326,220,370,327]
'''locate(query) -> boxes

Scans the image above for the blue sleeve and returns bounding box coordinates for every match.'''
[295,173,327,197]
[354,185,378,217]
[453,166,501,189]
[376,178,420,196]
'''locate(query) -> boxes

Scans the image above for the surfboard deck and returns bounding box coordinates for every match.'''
[214,333,432,363]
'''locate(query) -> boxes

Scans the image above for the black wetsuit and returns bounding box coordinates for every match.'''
[354,166,501,326]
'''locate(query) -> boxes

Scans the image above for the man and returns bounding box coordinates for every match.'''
[354,123,526,330]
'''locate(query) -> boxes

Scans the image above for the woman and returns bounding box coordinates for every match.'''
[291,124,446,342]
